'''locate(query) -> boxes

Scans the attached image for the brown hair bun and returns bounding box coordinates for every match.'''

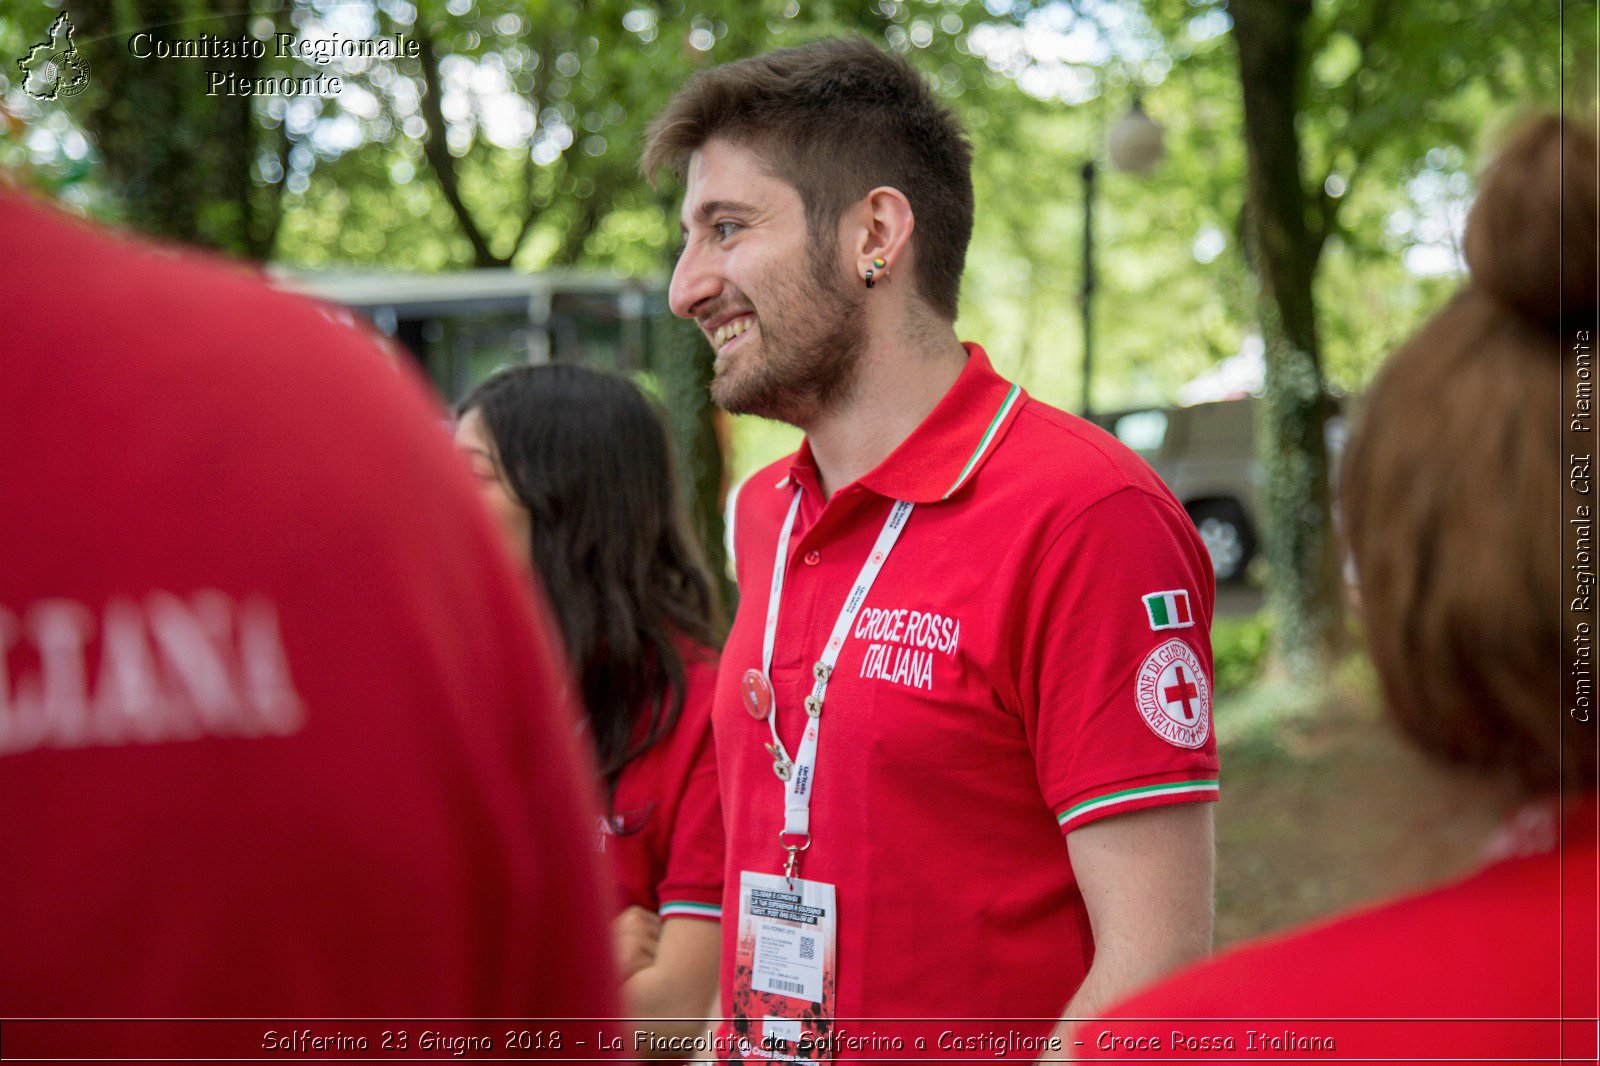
[1342,111,1596,795]
[1463,114,1597,332]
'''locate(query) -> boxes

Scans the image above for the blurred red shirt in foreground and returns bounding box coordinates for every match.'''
[0,189,618,1060]
[1089,794,1598,1064]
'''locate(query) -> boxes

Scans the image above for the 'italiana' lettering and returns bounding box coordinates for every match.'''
[0,591,305,756]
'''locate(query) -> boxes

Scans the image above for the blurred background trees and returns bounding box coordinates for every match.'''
[1,0,1582,672]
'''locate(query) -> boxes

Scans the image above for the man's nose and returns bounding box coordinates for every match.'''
[668,240,720,321]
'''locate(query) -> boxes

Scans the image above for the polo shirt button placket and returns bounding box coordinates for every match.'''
[803,550,821,566]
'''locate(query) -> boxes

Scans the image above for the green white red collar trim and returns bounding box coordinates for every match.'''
[852,342,1027,503]
[943,383,1022,500]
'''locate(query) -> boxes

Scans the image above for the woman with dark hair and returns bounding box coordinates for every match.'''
[455,364,724,1043]
[1085,114,1598,1059]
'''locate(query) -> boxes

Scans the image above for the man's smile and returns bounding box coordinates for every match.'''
[710,313,757,351]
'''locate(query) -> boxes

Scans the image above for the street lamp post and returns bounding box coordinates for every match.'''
[1080,159,1098,419]
[1080,99,1165,418]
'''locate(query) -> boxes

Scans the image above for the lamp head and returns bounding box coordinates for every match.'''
[1107,99,1164,174]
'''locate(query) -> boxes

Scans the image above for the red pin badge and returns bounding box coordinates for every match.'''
[742,668,774,720]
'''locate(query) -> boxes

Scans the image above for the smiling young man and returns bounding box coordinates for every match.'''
[641,37,1219,1062]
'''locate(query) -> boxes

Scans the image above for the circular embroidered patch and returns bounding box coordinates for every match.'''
[1134,639,1212,749]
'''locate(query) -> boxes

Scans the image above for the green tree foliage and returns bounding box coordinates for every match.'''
[274,0,946,269]
[276,0,991,561]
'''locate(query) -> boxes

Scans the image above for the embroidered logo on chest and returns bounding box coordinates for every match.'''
[852,607,961,692]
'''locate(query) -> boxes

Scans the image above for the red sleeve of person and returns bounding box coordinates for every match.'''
[1013,484,1221,836]
[606,645,725,919]
[0,189,622,1058]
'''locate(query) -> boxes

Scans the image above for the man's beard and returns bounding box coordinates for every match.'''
[709,243,866,426]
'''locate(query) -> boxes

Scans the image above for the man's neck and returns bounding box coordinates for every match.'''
[803,331,969,499]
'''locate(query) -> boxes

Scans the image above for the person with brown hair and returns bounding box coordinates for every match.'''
[643,36,1221,1061]
[1085,114,1598,1061]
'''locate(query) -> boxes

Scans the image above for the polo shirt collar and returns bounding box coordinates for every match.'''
[786,342,1024,505]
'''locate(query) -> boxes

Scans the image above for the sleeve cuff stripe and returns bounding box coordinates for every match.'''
[1057,780,1219,828]
[658,901,722,919]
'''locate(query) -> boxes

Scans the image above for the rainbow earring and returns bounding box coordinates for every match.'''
[865,257,886,288]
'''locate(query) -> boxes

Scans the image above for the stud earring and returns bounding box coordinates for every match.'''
[865,257,887,289]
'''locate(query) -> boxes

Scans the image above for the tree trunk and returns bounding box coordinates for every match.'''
[1229,0,1344,675]
[75,1,286,259]
[550,166,620,267]
[415,24,503,268]
[654,312,733,618]
[208,0,285,259]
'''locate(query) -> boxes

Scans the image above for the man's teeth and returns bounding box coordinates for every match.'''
[713,317,753,347]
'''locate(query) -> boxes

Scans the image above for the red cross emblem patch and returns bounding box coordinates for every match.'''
[1134,639,1212,748]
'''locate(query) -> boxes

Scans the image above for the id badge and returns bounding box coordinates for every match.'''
[729,871,838,1064]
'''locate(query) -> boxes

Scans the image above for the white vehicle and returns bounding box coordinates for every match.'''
[272,268,666,401]
[1092,397,1348,584]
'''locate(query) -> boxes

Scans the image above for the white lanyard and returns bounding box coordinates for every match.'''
[759,488,914,878]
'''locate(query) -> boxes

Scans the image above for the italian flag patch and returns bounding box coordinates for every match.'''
[1143,589,1194,630]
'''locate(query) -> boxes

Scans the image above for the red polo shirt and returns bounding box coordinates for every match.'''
[606,646,725,922]
[0,192,617,1058]
[714,343,1219,1050]
[1091,793,1599,1064]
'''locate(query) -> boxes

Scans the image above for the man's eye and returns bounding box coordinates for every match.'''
[714,221,741,240]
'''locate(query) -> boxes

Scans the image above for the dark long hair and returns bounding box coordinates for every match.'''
[459,364,724,796]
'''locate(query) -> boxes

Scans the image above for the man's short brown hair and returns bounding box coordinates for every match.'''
[641,36,974,321]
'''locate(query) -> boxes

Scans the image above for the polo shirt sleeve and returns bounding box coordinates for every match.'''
[1015,486,1220,836]
[655,654,725,923]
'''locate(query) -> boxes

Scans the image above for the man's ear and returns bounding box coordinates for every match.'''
[850,186,915,285]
